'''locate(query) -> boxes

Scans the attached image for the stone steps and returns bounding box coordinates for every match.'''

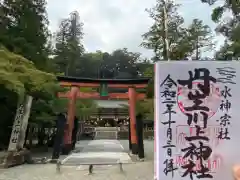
[94,127,119,140]
[95,131,118,139]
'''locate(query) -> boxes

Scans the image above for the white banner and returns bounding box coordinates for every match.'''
[155,61,239,180]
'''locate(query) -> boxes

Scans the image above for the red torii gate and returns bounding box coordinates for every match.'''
[57,76,150,154]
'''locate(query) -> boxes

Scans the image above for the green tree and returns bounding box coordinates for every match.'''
[53,11,84,76]
[136,99,154,120]
[215,40,236,60]
[76,51,105,78]
[185,19,214,60]
[0,0,50,69]
[0,46,59,96]
[0,46,61,146]
[75,99,97,119]
[141,0,185,60]
[0,0,56,147]
[142,0,214,61]
[143,66,154,98]
[30,98,97,126]
[100,48,141,78]
[202,0,240,59]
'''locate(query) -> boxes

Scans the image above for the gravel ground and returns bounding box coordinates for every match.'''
[0,140,154,180]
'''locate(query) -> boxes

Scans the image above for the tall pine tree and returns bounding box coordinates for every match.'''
[142,0,214,61]
[53,11,84,76]
[141,0,185,60]
[185,19,214,60]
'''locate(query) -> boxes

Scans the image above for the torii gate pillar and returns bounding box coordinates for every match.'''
[128,87,138,154]
[57,76,150,155]
[62,86,78,154]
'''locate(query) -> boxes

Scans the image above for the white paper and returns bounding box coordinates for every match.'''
[154,61,239,180]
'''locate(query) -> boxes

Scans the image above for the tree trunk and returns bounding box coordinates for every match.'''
[196,36,199,60]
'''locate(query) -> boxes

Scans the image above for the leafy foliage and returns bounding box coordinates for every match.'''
[53,11,84,76]
[185,19,214,60]
[202,0,240,59]
[0,0,50,69]
[0,0,60,146]
[30,98,97,126]
[0,46,60,97]
[141,0,185,60]
[100,48,141,78]
[142,0,214,60]
[75,99,97,118]
[143,66,154,98]
[136,99,154,120]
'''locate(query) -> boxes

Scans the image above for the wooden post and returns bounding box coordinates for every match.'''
[52,113,66,160]
[62,86,78,154]
[128,121,132,150]
[128,87,138,154]
[136,114,144,160]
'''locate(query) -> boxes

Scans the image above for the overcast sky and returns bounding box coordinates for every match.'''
[46,0,225,58]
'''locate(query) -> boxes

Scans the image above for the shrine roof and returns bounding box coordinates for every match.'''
[57,76,150,84]
[94,100,128,109]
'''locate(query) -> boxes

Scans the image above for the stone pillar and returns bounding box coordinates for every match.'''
[3,95,33,168]
[18,95,33,149]
[62,86,78,154]
[8,95,33,151]
[128,87,138,155]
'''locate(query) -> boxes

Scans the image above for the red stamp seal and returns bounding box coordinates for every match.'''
[177,81,221,120]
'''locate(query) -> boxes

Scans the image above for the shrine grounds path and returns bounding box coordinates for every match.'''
[0,140,154,180]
